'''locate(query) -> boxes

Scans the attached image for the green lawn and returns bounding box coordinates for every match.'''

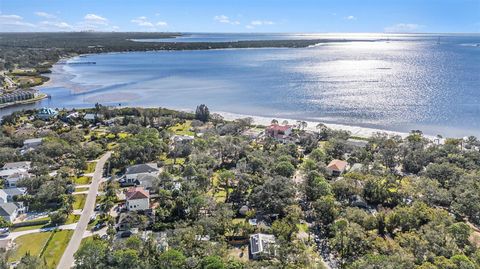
[168,121,195,136]
[73,194,87,210]
[73,176,92,185]
[65,214,80,224]
[75,187,89,192]
[85,162,97,173]
[296,223,309,233]
[42,230,74,268]
[9,232,52,262]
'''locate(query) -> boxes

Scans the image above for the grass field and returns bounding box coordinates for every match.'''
[65,214,80,224]
[73,176,92,185]
[42,230,74,268]
[85,162,97,173]
[74,187,89,192]
[73,194,87,210]
[8,232,51,262]
[169,121,195,136]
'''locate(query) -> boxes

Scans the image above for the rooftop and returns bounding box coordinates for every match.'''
[267,124,292,132]
[126,187,150,200]
[327,159,348,171]
[126,163,159,175]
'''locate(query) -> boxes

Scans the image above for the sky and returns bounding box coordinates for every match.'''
[0,0,479,33]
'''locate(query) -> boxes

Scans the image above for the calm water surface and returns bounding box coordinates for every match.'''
[11,34,480,137]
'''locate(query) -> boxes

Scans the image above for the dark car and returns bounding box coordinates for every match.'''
[93,222,106,231]
[120,230,132,238]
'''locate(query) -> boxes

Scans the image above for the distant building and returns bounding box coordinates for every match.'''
[36,108,58,120]
[122,163,159,186]
[125,187,150,211]
[250,233,276,259]
[0,202,26,222]
[265,124,293,141]
[23,138,43,149]
[0,90,37,104]
[326,159,348,177]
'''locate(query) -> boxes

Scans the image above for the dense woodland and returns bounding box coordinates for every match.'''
[0,105,478,268]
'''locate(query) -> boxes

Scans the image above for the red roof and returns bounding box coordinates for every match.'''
[126,187,149,200]
[267,124,292,132]
[327,160,348,171]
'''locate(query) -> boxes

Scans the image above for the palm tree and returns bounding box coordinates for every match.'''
[300,121,308,130]
[282,120,289,125]
[271,119,279,125]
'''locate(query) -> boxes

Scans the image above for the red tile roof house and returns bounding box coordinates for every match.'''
[126,187,150,211]
[265,124,293,141]
[326,160,349,177]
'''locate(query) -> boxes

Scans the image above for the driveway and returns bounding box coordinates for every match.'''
[56,152,112,269]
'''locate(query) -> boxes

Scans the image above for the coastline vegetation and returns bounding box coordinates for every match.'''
[0,105,478,268]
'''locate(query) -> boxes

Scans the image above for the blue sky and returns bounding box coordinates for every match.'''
[1,0,478,33]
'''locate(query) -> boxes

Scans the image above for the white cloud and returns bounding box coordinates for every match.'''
[0,14,36,28]
[246,20,274,29]
[35,12,56,19]
[384,23,423,33]
[344,15,356,20]
[214,15,240,25]
[84,13,108,25]
[40,21,73,30]
[131,16,168,29]
[250,20,274,26]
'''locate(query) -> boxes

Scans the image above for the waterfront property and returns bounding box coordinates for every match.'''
[36,107,58,120]
[265,124,293,141]
[326,159,348,176]
[0,89,38,104]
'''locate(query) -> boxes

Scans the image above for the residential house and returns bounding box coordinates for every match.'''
[122,163,159,186]
[135,174,158,190]
[22,138,43,149]
[326,159,348,177]
[125,187,150,211]
[265,124,293,141]
[0,162,31,179]
[249,233,276,260]
[0,188,27,203]
[5,171,30,188]
[0,202,26,222]
[36,107,58,120]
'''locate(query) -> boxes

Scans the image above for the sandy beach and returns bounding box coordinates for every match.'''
[217,110,440,140]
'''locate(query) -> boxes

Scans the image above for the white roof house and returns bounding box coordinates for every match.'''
[23,138,43,149]
[250,233,276,259]
[2,161,31,171]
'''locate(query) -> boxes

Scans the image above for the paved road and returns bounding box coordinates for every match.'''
[57,152,111,269]
[1,223,77,241]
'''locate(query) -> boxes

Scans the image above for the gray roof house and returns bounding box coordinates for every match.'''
[0,202,26,222]
[5,171,30,188]
[2,161,31,171]
[0,188,27,203]
[250,233,276,260]
[122,163,160,186]
[23,138,43,149]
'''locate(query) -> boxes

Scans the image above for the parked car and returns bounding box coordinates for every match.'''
[120,230,132,238]
[93,222,106,231]
[0,228,9,237]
